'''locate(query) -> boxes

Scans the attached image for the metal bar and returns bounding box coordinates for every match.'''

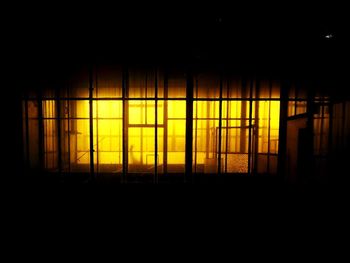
[38,97,295,101]
[128,124,165,128]
[38,90,44,171]
[56,87,62,174]
[67,102,71,172]
[267,80,272,173]
[277,80,290,179]
[253,79,260,174]
[154,68,158,183]
[163,69,168,176]
[218,73,223,175]
[194,77,198,174]
[122,66,129,183]
[185,70,194,183]
[240,79,247,154]
[225,79,229,173]
[89,65,95,179]
[247,79,253,175]
[95,68,99,173]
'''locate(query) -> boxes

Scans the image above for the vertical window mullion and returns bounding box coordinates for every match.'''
[225,80,229,174]
[122,67,129,183]
[248,79,253,175]
[154,68,158,183]
[267,80,272,173]
[89,65,95,179]
[185,71,193,182]
[218,74,223,175]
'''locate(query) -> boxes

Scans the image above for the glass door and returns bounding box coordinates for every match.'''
[127,100,164,182]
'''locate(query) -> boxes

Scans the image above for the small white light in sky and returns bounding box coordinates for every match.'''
[325,34,334,39]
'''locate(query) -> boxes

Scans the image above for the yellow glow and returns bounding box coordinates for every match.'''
[167,101,186,165]
[40,96,280,172]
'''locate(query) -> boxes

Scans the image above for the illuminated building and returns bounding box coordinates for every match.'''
[21,65,350,183]
[12,2,349,184]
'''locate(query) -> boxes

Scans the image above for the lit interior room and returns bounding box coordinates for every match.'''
[11,3,350,185]
[20,65,350,183]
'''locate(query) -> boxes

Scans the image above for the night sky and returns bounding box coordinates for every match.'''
[11,2,347,69]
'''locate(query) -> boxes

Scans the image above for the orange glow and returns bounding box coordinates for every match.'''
[31,77,281,175]
[39,99,279,171]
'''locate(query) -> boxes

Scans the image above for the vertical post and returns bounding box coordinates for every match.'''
[277,80,289,180]
[240,79,247,153]
[185,70,194,183]
[89,65,95,179]
[67,93,71,173]
[163,69,168,176]
[194,77,198,174]
[95,67,99,173]
[122,66,129,183]
[247,79,253,175]
[218,73,223,175]
[154,68,158,184]
[267,80,272,173]
[225,79,229,174]
[55,86,62,174]
[253,78,260,174]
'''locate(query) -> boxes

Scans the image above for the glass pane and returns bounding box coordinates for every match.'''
[168,100,186,119]
[43,119,58,171]
[259,80,271,99]
[222,79,242,99]
[168,72,186,98]
[128,100,162,125]
[166,100,186,173]
[167,120,185,172]
[95,65,122,98]
[28,100,39,118]
[28,119,39,168]
[65,119,91,173]
[128,127,155,173]
[128,69,156,98]
[94,119,123,173]
[42,100,56,118]
[61,100,90,119]
[67,68,90,98]
[194,74,220,98]
[296,101,307,115]
[94,101,123,119]
[269,101,280,154]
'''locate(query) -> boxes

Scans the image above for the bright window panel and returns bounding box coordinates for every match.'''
[168,100,186,119]
[128,101,163,125]
[42,100,56,118]
[94,101,122,119]
[94,120,123,165]
[128,127,155,173]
